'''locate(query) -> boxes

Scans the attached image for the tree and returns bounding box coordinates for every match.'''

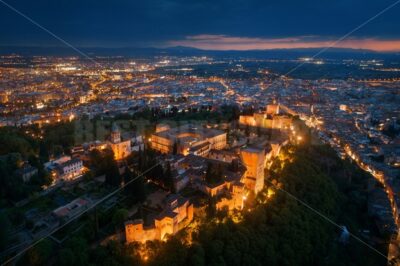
[59,237,89,266]
[104,159,121,186]
[38,141,49,162]
[205,162,214,184]
[112,208,129,229]
[19,239,53,266]
[205,197,217,218]
[245,124,250,137]
[188,244,206,266]
[125,168,147,203]
[257,126,262,137]
[205,162,223,185]
[58,249,75,266]
[164,163,174,192]
[90,149,121,186]
[98,240,140,265]
[172,141,178,155]
[0,212,11,249]
[229,159,239,172]
[148,237,188,266]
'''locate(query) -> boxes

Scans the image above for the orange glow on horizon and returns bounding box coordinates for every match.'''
[166,35,400,52]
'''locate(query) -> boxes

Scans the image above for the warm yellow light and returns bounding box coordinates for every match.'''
[297,136,302,141]
[267,188,275,198]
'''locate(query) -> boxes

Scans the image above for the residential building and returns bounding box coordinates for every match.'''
[45,156,84,181]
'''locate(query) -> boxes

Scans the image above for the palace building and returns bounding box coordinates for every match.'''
[239,103,293,130]
[150,125,226,156]
[166,154,248,211]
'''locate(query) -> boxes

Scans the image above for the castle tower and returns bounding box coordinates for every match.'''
[240,147,266,194]
[266,103,280,115]
[125,219,144,243]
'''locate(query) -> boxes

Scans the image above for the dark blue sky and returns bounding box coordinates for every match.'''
[1,0,400,51]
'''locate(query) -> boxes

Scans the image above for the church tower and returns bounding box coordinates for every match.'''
[111,123,121,143]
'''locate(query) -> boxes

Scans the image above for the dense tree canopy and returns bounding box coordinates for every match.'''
[90,149,121,186]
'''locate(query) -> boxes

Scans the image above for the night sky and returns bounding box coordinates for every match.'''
[1,0,400,51]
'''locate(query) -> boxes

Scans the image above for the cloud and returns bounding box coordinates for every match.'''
[165,35,400,52]
[1,0,399,47]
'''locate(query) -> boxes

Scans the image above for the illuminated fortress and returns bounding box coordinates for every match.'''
[239,104,293,130]
[150,125,226,156]
[125,194,193,243]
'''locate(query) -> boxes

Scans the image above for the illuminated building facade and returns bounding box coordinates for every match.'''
[240,147,266,194]
[125,194,193,243]
[150,125,226,156]
[239,104,293,130]
[216,183,246,211]
[108,123,131,160]
[176,154,247,211]
[0,92,9,103]
[44,156,84,181]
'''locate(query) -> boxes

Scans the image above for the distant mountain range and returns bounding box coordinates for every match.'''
[0,45,399,60]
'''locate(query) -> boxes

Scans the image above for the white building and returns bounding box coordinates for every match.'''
[45,156,84,181]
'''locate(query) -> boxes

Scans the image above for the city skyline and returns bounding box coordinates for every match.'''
[0,1,399,265]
